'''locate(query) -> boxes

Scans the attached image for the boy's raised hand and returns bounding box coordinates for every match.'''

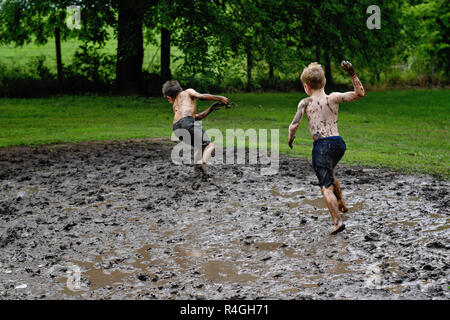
[341,60,355,77]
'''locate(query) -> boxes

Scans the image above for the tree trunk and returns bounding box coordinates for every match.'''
[315,45,320,63]
[324,51,333,86]
[246,46,253,92]
[269,62,274,81]
[54,27,63,89]
[430,49,434,85]
[161,28,171,80]
[116,1,144,94]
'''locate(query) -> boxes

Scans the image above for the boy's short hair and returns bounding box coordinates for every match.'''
[300,62,326,89]
[162,80,183,98]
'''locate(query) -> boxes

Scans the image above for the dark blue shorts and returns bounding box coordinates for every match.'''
[312,136,346,188]
[173,116,211,150]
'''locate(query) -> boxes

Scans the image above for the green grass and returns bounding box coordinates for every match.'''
[0,90,449,179]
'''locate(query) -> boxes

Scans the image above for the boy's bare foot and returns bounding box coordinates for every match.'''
[194,164,204,175]
[330,219,346,235]
[194,163,208,180]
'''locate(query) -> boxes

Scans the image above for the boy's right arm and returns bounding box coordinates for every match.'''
[288,98,311,149]
[329,61,366,104]
[187,88,228,104]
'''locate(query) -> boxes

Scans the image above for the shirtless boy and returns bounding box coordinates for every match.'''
[288,61,365,235]
[162,80,229,176]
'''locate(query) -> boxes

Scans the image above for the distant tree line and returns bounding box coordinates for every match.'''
[0,0,448,96]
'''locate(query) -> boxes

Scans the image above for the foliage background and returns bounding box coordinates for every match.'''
[0,0,448,97]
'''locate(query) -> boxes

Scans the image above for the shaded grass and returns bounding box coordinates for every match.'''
[0,90,448,179]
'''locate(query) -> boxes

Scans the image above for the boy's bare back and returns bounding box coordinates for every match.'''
[295,95,339,141]
[290,61,365,143]
[172,89,199,124]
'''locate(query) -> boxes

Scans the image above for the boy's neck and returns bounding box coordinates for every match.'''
[310,88,326,97]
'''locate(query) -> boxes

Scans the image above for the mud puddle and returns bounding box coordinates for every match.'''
[0,139,448,300]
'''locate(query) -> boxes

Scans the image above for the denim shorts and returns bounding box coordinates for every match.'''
[312,136,346,188]
[173,116,211,150]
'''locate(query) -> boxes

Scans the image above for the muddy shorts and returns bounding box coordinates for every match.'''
[173,116,211,150]
[312,136,346,188]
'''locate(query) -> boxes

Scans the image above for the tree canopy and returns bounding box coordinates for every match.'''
[0,0,447,95]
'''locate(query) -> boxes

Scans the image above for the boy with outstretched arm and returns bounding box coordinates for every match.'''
[288,61,365,235]
[162,80,229,177]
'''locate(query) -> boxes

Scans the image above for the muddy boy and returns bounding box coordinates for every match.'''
[288,61,365,234]
[162,80,229,176]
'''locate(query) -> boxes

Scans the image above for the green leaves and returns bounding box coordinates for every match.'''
[402,0,449,77]
[0,0,447,93]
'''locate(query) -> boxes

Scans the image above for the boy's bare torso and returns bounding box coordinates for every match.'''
[172,89,197,124]
[299,94,340,141]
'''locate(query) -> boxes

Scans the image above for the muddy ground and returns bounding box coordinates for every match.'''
[0,139,448,300]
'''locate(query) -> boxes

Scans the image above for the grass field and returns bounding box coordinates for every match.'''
[0,35,182,72]
[0,90,449,179]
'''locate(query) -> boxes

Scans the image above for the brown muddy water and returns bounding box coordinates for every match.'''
[0,139,448,300]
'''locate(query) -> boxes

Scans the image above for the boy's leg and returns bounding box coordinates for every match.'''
[192,121,211,177]
[202,142,215,166]
[193,147,203,174]
[321,185,345,235]
[313,138,346,234]
[195,142,215,176]
[333,174,348,213]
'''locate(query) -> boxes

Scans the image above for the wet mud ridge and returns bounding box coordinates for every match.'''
[0,139,448,300]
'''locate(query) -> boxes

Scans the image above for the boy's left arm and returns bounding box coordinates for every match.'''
[288,98,310,149]
[329,61,366,104]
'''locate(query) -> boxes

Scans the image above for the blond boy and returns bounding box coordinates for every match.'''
[288,61,365,234]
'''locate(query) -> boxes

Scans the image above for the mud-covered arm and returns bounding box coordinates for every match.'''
[194,105,217,120]
[187,88,229,104]
[329,61,366,104]
[288,98,310,149]
[195,108,212,121]
[194,102,224,121]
